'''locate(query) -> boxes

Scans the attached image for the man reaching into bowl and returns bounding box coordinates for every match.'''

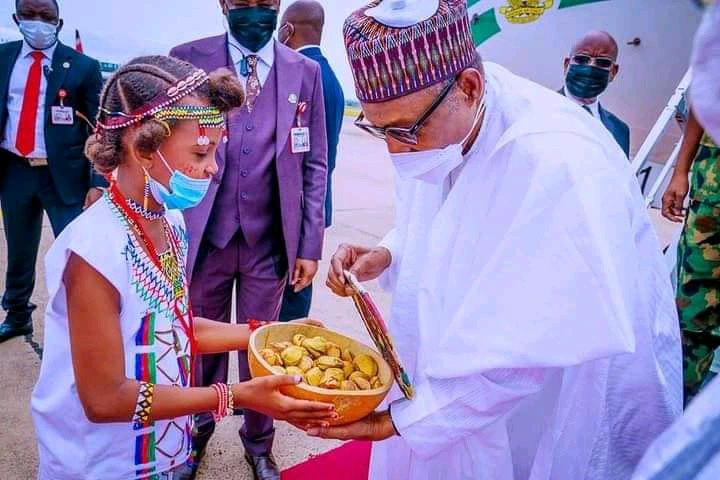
[315,1,682,479]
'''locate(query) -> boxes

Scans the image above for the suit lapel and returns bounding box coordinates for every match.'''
[45,43,72,117]
[0,42,23,113]
[274,43,304,157]
[597,104,611,130]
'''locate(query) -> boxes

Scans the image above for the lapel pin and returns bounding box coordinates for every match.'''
[63,61,70,69]
[288,94,298,104]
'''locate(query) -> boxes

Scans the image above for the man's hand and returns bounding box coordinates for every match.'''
[306,410,396,441]
[661,175,689,223]
[326,244,391,297]
[84,187,104,210]
[292,258,319,293]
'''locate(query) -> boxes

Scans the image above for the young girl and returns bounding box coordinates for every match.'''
[31,56,334,480]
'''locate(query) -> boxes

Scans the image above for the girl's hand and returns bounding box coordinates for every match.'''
[233,375,336,426]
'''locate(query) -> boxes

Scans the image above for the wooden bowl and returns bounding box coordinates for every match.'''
[248,323,392,426]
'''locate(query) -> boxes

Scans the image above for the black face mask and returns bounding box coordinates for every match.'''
[565,64,611,99]
[691,0,711,9]
[227,6,278,53]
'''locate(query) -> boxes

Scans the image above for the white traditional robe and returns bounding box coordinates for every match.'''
[690,1,720,142]
[369,63,682,480]
[632,375,720,480]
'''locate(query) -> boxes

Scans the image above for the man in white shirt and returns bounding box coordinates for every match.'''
[560,30,631,157]
[0,0,103,343]
[312,1,682,479]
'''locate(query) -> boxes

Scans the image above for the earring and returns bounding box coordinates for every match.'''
[156,119,172,138]
[198,126,210,146]
[143,170,150,210]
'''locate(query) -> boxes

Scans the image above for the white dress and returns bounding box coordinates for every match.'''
[32,195,193,480]
[369,63,682,480]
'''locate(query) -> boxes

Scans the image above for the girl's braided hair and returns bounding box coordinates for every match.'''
[86,55,244,174]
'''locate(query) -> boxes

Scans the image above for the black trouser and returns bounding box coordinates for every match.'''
[278,283,313,322]
[0,150,83,324]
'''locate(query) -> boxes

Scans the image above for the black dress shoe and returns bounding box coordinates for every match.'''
[245,454,280,480]
[0,320,32,343]
[171,461,197,480]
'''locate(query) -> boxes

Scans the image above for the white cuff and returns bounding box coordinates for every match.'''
[377,230,399,292]
[387,383,445,458]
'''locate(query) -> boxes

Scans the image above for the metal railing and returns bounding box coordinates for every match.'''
[631,69,692,208]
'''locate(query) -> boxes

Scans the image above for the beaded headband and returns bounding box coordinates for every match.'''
[96,69,228,145]
[154,106,227,146]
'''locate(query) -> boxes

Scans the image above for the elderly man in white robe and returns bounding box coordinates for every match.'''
[312,0,683,479]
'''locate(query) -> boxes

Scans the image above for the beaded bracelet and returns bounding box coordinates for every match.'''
[248,319,275,332]
[132,381,155,429]
[227,383,235,416]
[210,383,235,422]
[210,383,227,422]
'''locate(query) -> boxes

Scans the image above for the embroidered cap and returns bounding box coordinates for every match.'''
[344,0,477,103]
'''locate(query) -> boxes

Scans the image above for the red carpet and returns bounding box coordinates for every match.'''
[282,441,371,480]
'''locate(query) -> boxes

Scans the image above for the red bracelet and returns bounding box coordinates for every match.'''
[211,383,229,422]
[248,319,274,332]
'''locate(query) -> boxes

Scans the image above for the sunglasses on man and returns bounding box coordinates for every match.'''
[571,54,615,70]
[354,78,457,145]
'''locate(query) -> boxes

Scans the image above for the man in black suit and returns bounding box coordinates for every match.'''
[278,0,345,321]
[561,30,631,157]
[0,0,103,342]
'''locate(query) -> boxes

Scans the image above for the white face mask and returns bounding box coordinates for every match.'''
[18,20,59,50]
[390,94,486,185]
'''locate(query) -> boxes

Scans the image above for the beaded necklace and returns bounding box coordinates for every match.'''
[127,197,165,221]
[107,182,197,376]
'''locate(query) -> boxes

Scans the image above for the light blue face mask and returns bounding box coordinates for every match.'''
[148,151,211,210]
[18,20,59,50]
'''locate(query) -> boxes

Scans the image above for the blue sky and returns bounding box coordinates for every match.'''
[0,0,368,99]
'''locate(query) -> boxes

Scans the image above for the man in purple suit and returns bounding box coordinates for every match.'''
[170,1,327,478]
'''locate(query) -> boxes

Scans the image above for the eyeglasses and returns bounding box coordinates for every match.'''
[571,54,615,70]
[354,79,456,145]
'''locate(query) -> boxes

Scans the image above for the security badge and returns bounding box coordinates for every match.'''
[51,89,74,125]
[290,101,310,154]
